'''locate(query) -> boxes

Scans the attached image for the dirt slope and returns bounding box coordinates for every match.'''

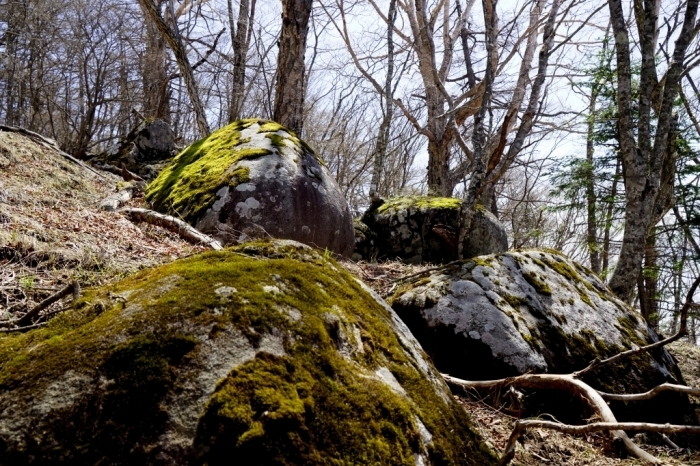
[0,127,206,322]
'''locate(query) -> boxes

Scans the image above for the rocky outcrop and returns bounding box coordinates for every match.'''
[359,197,508,264]
[97,119,177,179]
[390,249,688,424]
[0,240,495,465]
[146,119,355,257]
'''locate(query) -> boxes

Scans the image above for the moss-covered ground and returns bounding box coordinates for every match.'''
[0,241,495,465]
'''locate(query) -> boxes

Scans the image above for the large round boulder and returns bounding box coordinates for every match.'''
[360,197,508,264]
[145,119,355,256]
[390,249,688,424]
[0,240,496,465]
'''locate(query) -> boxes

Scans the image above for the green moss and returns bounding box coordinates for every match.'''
[257,120,325,166]
[579,291,594,308]
[502,293,529,308]
[145,119,264,221]
[145,119,329,220]
[0,242,495,464]
[472,256,495,268]
[522,271,552,296]
[616,316,647,347]
[376,196,462,214]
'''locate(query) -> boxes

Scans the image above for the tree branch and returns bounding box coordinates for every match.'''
[119,208,223,250]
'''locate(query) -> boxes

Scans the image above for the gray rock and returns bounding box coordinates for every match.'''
[0,240,495,465]
[360,197,507,263]
[390,249,688,424]
[133,119,176,163]
[99,119,177,178]
[146,120,355,257]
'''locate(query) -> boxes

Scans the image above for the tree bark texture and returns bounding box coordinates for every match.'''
[137,0,211,137]
[607,0,698,302]
[228,0,256,122]
[369,0,397,202]
[586,87,601,274]
[273,0,313,136]
[456,0,497,259]
[142,0,170,122]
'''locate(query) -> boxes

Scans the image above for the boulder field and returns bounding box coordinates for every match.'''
[390,249,689,424]
[0,241,495,465]
[146,119,355,257]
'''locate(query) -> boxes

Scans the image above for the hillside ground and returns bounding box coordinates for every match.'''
[1,127,699,465]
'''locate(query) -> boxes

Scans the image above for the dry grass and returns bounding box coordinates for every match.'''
[0,129,207,322]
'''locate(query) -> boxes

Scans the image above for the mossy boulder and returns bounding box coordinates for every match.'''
[145,119,355,256]
[390,249,688,424]
[0,240,495,465]
[360,196,508,264]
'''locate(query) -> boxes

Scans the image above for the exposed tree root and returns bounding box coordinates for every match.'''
[119,208,223,250]
[499,419,700,466]
[443,373,661,464]
[598,382,700,401]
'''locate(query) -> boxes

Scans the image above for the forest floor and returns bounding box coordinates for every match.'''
[1,126,699,464]
[0,128,206,323]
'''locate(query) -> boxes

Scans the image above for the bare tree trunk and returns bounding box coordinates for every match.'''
[273,0,313,135]
[586,88,601,274]
[607,0,698,301]
[137,0,210,137]
[3,0,28,126]
[369,0,397,202]
[456,0,497,259]
[455,0,476,89]
[228,0,256,122]
[142,0,170,122]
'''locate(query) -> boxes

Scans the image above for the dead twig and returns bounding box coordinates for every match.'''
[574,274,700,378]
[393,259,461,283]
[597,382,700,401]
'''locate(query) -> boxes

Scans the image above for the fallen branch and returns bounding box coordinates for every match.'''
[443,373,660,464]
[0,322,47,333]
[14,281,79,327]
[393,259,461,283]
[100,188,135,211]
[500,419,700,466]
[119,208,223,250]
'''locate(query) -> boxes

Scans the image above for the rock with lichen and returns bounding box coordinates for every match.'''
[0,240,496,465]
[352,218,377,261]
[145,119,355,257]
[359,196,507,264]
[390,249,688,424]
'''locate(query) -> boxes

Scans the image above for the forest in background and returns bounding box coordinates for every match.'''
[1,0,699,340]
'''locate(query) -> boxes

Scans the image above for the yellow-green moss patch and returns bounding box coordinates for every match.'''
[376,196,462,214]
[145,119,265,220]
